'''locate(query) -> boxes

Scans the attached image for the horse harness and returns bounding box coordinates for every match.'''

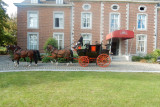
[15,49,28,56]
[51,49,68,58]
[14,49,23,56]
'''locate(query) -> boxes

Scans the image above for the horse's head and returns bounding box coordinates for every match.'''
[46,45,56,52]
[6,45,15,53]
[6,45,21,53]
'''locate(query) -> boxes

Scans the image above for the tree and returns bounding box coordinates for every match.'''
[0,0,17,46]
[0,0,9,46]
[4,14,17,45]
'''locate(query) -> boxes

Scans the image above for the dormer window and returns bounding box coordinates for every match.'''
[56,0,63,4]
[31,0,38,3]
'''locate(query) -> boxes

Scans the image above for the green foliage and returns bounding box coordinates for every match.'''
[19,57,31,62]
[0,46,6,55]
[42,56,53,63]
[4,15,17,45]
[73,54,78,63]
[143,54,152,60]
[57,58,66,63]
[0,51,6,55]
[43,37,58,53]
[0,46,6,51]
[150,49,160,63]
[0,1,17,46]
[41,55,78,63]
[132,50,160,63]
[132,54,152,62]
[73,53,78,58]
[42,56,69,63]
[132,56,143,62]
[0,0,9,46]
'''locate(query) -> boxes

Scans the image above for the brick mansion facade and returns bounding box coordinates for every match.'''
[15,0,160,56]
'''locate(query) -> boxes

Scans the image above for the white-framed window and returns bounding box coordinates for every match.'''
[81,12,92,29]
[136,34,147,54]
[109,13,120,32]
[82,4,91,10]
[27,32,39,50]
[56,0,63,4]
[137,14,147,30]
[27,11,39,29]
[81,33,92,46]
[53,33,64,49]
[53,12,64,29]
[111,4,119,11]
[31,0,38,3]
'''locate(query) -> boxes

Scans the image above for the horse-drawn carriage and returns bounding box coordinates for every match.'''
[6,36,111,67]
[74,43,111,67]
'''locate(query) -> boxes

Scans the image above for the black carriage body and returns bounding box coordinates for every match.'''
[77,44,109,58]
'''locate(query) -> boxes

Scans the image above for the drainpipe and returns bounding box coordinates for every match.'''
[100,2,104,44]
[126,3,130,55]
[70,2,74,50]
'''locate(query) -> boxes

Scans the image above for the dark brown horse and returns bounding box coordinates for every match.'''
[6,45,41,67]
[46,45,73,65]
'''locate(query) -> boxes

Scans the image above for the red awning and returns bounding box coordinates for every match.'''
[106,30,134,40]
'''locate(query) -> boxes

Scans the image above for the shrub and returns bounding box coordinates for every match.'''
[73,54,78,63]
[0,47,7,55]
[20,57,31,62]
[58,58,67,63]
[42,55,78,63]
[132,56,143,62]
[146,59,154,63]
[151,49,160,63]
[0,51,7,55]
[132,50,160,63]
[42,56,53,63]
[43,38,58,53]
[143,54,152,60]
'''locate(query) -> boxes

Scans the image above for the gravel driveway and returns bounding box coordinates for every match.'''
[0,55,160,72]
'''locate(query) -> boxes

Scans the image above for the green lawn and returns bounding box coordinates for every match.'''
[0,72,160,107]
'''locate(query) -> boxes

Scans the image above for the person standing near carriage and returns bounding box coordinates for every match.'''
[73,36,83,49]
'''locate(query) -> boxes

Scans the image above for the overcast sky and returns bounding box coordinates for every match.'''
[4,0,24,16]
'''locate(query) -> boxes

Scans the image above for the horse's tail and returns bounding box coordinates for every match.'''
[33,50,38,64]
[36,50,41,61]
[70,49,73,63]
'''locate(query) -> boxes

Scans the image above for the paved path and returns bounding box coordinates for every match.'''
[0,55,160,72]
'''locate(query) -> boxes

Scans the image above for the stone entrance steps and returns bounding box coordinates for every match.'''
[111,55,131,62]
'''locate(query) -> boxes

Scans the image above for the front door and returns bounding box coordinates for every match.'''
[111,39,119,55]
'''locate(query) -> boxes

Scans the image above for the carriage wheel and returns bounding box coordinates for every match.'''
[78,56,89,67]
[97,54,111,67]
